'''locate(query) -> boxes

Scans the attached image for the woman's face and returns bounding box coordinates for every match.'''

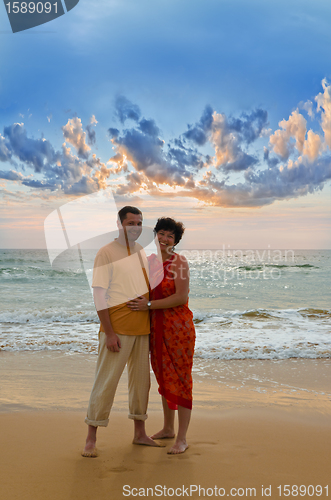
[157,230,175,253]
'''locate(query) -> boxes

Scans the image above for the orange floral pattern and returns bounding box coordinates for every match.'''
[149,254,195,410]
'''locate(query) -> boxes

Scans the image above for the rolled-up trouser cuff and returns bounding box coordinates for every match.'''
[128,413,148,421]
[85,417,109,427]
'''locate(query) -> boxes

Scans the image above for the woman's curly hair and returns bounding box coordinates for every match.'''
[154,217,185,245]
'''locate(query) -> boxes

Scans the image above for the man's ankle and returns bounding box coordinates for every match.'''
[86,437,96,443]
[134,420,146,436]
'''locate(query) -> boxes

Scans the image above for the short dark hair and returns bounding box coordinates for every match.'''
[154,217,185,245]
[118,206,142,223]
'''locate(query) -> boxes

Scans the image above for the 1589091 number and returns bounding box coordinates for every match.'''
[277,485,328,496]
[6,2,58,14]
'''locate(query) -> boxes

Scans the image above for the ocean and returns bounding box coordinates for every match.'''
[0,247,330,360]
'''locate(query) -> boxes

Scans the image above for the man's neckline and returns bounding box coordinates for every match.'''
[114,238,137,249]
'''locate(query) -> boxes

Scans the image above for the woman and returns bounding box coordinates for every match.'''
[127,217,195,454]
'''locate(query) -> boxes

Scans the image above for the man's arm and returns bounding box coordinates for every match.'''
[93,287,121,352]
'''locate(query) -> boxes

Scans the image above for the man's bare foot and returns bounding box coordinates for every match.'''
[151,429,175,440]
[132,435,161,447]
[167,440,189,455]
[82,441,98,458]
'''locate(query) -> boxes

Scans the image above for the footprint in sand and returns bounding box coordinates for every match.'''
[100,465,134,477]
[110,466,134,473]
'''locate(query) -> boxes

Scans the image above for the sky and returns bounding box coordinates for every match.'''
[0,0,330,249]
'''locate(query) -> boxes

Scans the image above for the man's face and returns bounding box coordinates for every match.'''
[121,213,143,241]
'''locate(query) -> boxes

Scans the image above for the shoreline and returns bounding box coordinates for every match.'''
[0,350,331,413]
[1,351,330,413]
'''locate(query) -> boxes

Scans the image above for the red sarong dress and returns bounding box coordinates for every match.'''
[149,254,195,410]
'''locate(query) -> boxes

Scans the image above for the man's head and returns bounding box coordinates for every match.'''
[117,206,143,243]
[118,206,142,224]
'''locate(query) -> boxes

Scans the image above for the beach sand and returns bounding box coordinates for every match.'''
[0,351,330,499]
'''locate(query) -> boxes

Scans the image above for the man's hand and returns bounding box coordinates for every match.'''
[105,332,122,352]
[93,288,121,352]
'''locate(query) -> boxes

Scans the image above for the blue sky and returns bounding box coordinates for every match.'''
[1,0,330,248]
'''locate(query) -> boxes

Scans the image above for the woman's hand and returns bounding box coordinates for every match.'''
[126,296,149,311]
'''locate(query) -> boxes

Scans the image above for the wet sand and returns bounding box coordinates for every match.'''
[1,351,330,499]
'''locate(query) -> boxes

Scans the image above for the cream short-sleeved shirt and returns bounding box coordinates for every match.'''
[92,239,150,336]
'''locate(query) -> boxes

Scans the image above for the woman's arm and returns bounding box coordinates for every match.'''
[127,255,190,311]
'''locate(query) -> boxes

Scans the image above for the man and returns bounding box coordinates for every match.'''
[82,206,158,457]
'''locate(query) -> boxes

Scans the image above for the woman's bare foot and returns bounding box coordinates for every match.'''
[150,429,175,440]
[167,440,188,454]
[132,435,161,446]
[82,440,98,458]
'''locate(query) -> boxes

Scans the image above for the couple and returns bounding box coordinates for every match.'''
[82,206,195,457]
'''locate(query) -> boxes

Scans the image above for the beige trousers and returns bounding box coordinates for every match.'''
[85,332,150,427]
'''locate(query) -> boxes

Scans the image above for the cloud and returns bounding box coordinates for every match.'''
[316,78,331,148]
[0,119,111,195]
[3,123,59,172]
[269,80,331,167]
[242,155,331,203]
[1,80,331,207]
[269,110,307,159]
[173,153,331,207]
[167,143,206,171]
[0,134,13,163]
[302,130,323,162]
[183,105,213,145]
[108,117,197,188]
[86,115,98,146]
[108,127,119,139]
[62,117,91,159]
[115,96,141,124]
[0,169,24,181]
[46,143,111,194]
[105,83,330,206]
[300,100,314,119]
[139,118,160,137]
[22,178,59,190]
[182,107,268,172]
[107,103,268,194]
[184,108,267,174]
[210,111,260,171]
[227,108,269,145]
[263,147,280,168]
